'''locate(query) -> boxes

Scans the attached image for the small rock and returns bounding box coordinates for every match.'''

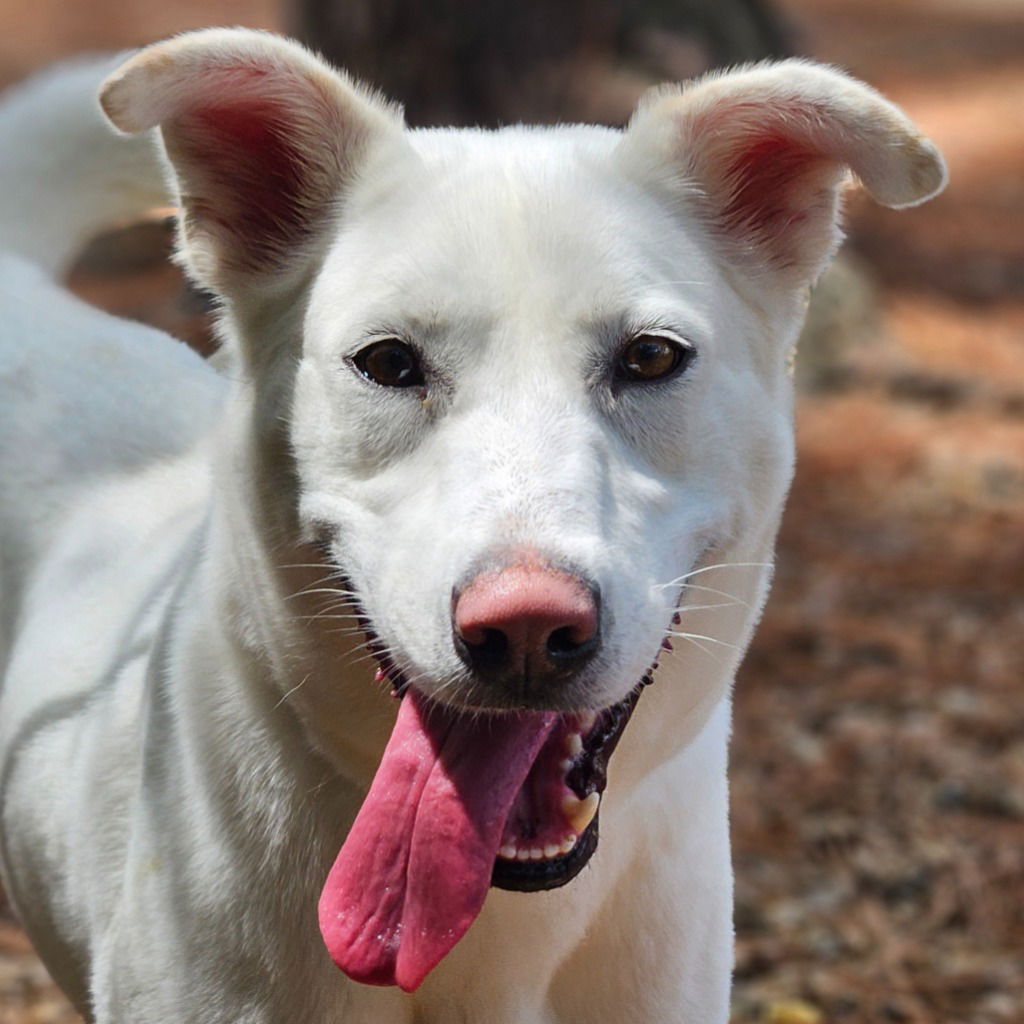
[765,1000,824,1024]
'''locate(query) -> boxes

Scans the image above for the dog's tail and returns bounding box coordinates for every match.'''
[0,54,168,277]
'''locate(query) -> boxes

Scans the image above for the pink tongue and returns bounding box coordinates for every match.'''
[318,690,557,992]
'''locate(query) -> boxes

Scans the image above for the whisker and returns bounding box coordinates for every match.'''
[273,673,312,711]
[679,582,751,606]
[305,597,359,613]
[300,610,359,624]
[298,605,361,626]
[668,630,741,652]
[342,645,401,672]
[295,615,362,626]
[302,776,333,803]
[276,563,348,576]
[675,601,744,612]
[284,587,359,603]
[675,635,726,665]
[654,560,772,590]
[680,560,772,579]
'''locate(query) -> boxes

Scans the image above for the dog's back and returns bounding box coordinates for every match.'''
[0,60,223,655]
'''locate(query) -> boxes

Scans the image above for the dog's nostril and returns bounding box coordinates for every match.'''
[546,625,586,658]
[467,627,509,669]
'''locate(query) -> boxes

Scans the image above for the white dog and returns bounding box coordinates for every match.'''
[0,29,944,1023]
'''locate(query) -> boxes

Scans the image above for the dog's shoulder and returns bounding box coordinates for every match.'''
[0,253,223,483]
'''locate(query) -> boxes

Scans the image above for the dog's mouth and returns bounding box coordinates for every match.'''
[490,689,641,892]
[316,600,669,992]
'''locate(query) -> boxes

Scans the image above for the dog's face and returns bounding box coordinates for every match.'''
[100,33,944,723]
[293,126,794,713]
[101,29,945,992]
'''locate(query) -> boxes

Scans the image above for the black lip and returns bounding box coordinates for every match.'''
[566,684,643,799]
[490,815,600,893]
[487,679,647,894]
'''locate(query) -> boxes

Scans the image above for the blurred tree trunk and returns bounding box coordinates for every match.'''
[292,0,789,127]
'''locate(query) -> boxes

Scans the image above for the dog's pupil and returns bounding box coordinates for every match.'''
[622,336,680,381]
[375,346,410,382]
[359,339,422,387]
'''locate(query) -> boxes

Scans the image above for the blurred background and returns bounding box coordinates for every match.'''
[1,1,1022,1022]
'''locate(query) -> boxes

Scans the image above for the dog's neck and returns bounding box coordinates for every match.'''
[193,343,399,791]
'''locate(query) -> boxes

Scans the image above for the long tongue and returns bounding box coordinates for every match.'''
[319,690,557,992]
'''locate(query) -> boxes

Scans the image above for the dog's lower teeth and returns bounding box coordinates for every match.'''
[497,833,581,863]
[565,732,583,756]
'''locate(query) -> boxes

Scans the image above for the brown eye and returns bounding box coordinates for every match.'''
[353,338,424,388]
[616,333,692,383]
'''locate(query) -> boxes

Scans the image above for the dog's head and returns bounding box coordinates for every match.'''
[101,29,945,991]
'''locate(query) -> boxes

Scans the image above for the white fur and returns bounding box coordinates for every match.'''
[0,31,944,1024]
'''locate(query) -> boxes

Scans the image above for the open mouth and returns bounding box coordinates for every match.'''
[317,592,669,993]
[490,687,643,892]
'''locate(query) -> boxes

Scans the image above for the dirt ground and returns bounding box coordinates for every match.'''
[1,1,1022,1022]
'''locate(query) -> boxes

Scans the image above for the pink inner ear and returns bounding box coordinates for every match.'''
[722,132,821,240]
[172,73,322,270]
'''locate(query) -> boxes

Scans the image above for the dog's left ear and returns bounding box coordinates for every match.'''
[100,29,406,295]
[617,60,946,286]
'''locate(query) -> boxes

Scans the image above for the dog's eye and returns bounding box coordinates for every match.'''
[616,333,693,383]
[353,338,425,389]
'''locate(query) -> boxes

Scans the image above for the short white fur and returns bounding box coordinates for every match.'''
[0,29,944,1023]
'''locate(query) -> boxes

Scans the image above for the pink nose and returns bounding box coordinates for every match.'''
[453,562,600,690]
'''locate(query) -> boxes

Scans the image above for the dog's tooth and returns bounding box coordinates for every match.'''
[516,848,532,862]
[373,667,387,684]
[498,844,517,860]
[560,758,575,774]
[565,732,583,757]
[561,792,600,833]
[529,847,545,860]
[578,710,597,733]
[544,843,561,858]
[560,834,578,854]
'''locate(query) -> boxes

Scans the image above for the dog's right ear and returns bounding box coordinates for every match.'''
[100,29,405,295]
